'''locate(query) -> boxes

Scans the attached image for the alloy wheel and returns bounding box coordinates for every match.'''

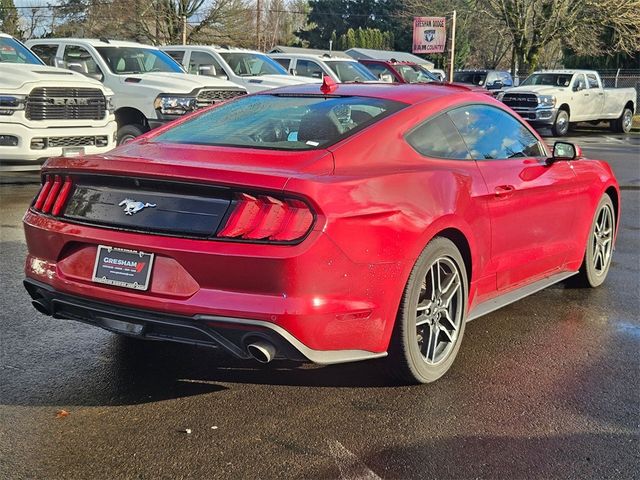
[415,256,463,365]
[592,203,613,276]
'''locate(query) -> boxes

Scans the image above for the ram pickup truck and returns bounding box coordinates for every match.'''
[1,33,117,171]
[26,38,247,144]
[163,45,318,93]
[498,69,636,136]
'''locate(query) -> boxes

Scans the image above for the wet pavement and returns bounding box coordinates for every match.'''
[1,133,638,479]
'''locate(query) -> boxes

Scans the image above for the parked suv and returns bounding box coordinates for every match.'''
[453,70,513,95]
[269,53,377,83]
[1,33,116,171]
[27,38,247,144]
[162,46,317,93]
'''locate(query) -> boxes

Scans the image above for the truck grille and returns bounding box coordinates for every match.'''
[196,89,246,108]
[26,87,107,121]
[47,136,109,148]
[502,93,538,109]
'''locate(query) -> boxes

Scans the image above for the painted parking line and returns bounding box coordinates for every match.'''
[328,440,382,480]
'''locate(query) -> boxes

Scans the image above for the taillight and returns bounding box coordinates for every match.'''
[32,174,73,216]
[217,193,314,243]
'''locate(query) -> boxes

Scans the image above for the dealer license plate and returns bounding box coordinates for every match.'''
[92,245,154,291]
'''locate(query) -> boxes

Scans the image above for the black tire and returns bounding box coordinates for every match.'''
[117,124,147,145]
[387,237,468,384]
[611,107,633,134]
[573,195,615,288]
[551,109,570,136]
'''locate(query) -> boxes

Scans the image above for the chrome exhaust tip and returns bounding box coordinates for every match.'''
[247,341,276,363]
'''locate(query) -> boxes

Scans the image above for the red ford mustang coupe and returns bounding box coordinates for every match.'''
[23,81,619,383]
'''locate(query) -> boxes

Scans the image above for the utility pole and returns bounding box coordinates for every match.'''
[256,0,262,50]
[182,14,187,45]
[448,10,456,83]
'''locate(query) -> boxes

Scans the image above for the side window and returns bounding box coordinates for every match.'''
[274,58,290,70]
[165,50,184,64]
[30,44,58,66]
[573,74,586,91]
[189,51,226,78]
[406,114,471,160]
[501,72,513,87]
[586,74,599,89]
[448,105,544,160]
[366,63,394,80]
[295,59,323,79]
[62,45,102,79]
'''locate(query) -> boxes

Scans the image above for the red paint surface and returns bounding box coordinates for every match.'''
[23,83,620,354]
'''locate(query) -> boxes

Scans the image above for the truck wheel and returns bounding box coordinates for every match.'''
[611,107,633,134]
[551,109,570,137]
[117,124,147,145]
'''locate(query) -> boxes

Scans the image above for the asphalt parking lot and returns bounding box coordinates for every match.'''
[0,131,638,479]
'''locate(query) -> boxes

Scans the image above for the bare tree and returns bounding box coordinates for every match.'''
[476,0,640,75]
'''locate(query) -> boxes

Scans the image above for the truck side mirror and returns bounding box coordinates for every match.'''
[198,64,216,76]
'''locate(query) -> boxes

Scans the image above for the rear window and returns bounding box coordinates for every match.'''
[153,94,406,151]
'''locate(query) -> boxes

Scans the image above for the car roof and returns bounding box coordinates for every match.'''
[533,69,595,75]
[164,45,263,55]
[258,82,483,105]
[360,59,418,66]
[26,38,158,49]
[269,53,357,62]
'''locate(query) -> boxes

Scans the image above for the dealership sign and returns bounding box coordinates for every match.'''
[413,17,446,54]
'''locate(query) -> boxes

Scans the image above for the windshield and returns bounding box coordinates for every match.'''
[95,47,183,74]
[453,72,488,86]
[219,52,287,76]
[324,61,377,82]
[396,64,437,83]
[0,37,43,65]
[521,73,573,87]
[154,94,406,151]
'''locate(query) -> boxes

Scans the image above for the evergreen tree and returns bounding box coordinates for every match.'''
[0,0,22,38]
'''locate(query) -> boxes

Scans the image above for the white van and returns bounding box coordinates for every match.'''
[163,46,318,93]
[27,38,247,144]
[1,33,116,171]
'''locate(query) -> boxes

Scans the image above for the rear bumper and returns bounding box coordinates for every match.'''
[24,278,386,365]
[23,209,401,360]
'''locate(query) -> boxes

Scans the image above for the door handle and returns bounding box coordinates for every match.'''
[584,93,590,96]
[494,185,515,197]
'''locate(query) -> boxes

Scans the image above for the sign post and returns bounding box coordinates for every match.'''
[449,10,456,82]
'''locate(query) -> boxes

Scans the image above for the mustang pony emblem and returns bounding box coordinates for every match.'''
[118,199,156,215]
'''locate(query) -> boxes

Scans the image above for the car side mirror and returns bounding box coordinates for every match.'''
[549,141,581,163]
[379,73,394,83]
[198,64,216,76]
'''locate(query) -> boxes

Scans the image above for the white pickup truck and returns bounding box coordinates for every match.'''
[26,38,247,144]
[1,33,117,171]
[498,70,636,136]
[162,45,318,93]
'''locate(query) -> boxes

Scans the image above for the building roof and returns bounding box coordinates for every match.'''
[268,45,351,59]
[345,48,434,68]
